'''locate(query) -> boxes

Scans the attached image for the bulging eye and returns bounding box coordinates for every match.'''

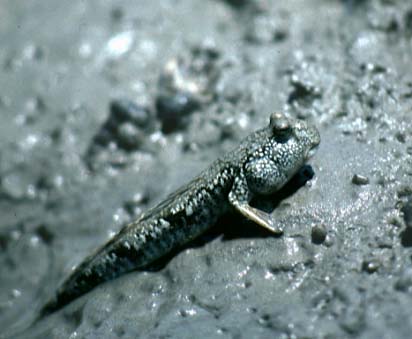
[269,112,292,140]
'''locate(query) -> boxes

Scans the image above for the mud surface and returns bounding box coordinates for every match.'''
[1,0,412,338]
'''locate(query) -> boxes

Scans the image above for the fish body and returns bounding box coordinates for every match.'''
[41,112,320,316]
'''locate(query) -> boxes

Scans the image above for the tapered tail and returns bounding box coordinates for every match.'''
[39,231,143,317]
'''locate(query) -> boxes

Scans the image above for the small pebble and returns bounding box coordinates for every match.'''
[109,99,150,127]
[11,289,22,298]
[116,122,144,151]
[35,224,54,245]
[401,199,412,228]
[123,192,148,216]
[25,96,46,113]
[110,6,124,21]
[311,224,327,245]
[352,174,369,186]
[395,131,406,143]
[324,235,334,247]
[394,268,412,292]
[397,186,412,197]
[155,48,219,133]
[156,93,199,133]
[400,227,412,248]
[362,259,380,274]
[1,173,26,199]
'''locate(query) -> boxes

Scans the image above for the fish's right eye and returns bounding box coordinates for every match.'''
[269,112,292,141]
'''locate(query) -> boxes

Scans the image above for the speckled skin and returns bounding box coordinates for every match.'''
[40,113,320,317]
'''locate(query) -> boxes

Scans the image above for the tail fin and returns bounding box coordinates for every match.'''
[38,236,139,317]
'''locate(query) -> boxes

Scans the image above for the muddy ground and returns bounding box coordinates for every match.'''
[1,0,412,338]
